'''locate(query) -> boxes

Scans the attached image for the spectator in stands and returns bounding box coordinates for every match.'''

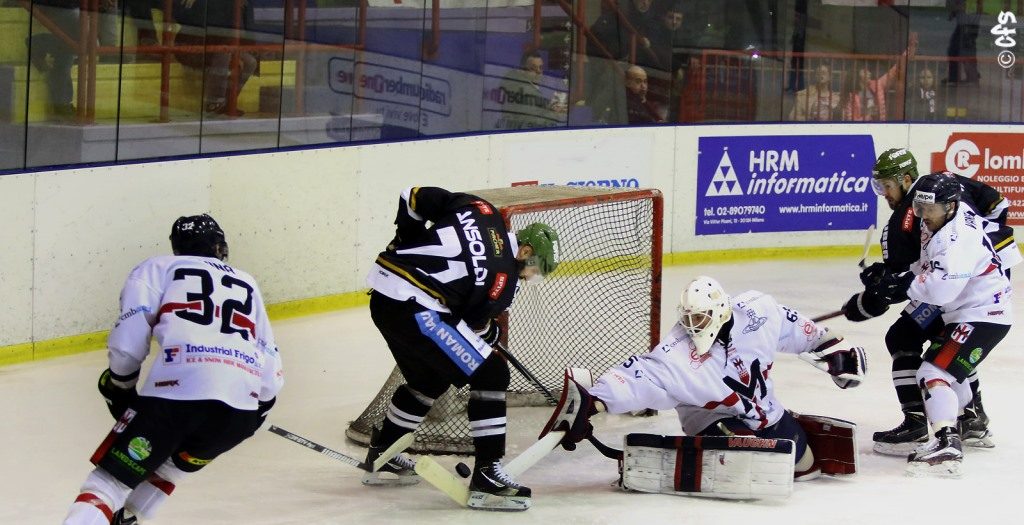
[840,32,917,122]
[945,0,981,85]
[26,0,81,119]
[641,1,684,121]
[583,0,657,124]
[494,51,568,130]
[789,63,839,121]
[907,66,946,121]
[173,0,258,117]
[625,65,663,124]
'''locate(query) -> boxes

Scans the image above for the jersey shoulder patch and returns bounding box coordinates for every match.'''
[901,207,916,232]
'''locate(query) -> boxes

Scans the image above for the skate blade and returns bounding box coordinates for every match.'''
[963,433,995,449]
[873,440,926,457]
[467,492,531,511]
[361,471,421,486]
[905,459,963,479]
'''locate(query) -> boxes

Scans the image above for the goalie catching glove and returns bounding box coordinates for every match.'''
[539,368,600,451]
[798,330,867,389]
[97,368,139,419]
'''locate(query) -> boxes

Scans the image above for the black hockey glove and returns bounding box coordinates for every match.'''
[252,397,276,434]
[859,262,887,287]
[97,368,139,420]
[871,269,914,303]
[473,320,503,348]
[842,291,889,322]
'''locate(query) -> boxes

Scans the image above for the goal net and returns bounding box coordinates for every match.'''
[346,185,663,454]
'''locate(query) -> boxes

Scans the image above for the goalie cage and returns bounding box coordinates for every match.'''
[346,185,664,454]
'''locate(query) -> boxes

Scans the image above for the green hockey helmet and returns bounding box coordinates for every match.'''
[871,148,919,195]
[517,222,559,276]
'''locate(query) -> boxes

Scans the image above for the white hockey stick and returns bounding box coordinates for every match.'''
[267,425,414,472]
[858,225,875,269]
[414,430,567,507]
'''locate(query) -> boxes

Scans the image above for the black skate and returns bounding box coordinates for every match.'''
[958,401,994,448]
[468,460,532,511]
[111,508,138,525]
[906,426,963,478]
[872,412,928,456]
[361,429,419,486]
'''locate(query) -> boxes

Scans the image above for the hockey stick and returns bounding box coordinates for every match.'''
[812,310,844,323]
[494,342,558,406]
[858,225,876,269]
[415,430,567,508]
[812,226,874,324]
[267,425,414,472]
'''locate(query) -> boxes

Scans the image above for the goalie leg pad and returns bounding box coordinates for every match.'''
[792,413,858,475]
[620,434,795,500]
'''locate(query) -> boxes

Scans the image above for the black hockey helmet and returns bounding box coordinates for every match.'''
[170,214,228,260]
[913,173,962,224]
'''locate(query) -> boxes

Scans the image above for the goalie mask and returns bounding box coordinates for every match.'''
[516,222,559,281]
[170,214,229,261]
[678,276,732,355]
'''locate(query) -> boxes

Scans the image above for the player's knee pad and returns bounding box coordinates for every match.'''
[916,361,956,390]
[467,354,510,392]
[77,467,132,512]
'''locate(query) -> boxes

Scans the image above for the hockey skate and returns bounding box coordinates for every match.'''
[958,402,995,448]
[468,460,532,511]
[872,412,928,456]
[111,508,138,525]
[362,429,419,486]
[906,426,963,478]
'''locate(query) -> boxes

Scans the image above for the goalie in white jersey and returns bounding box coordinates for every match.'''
[870,173,1014,478]
[63,214,284,525]
[541,276,867,486]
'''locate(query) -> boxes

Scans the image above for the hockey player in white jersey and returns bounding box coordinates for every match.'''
[870,174,1013,477]
[541,276,866,488]
[63,214,284,525]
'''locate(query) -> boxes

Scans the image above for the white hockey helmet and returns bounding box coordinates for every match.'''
[677,276,732,355]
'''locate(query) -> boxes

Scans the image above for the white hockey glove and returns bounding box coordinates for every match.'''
[798,330,867,389]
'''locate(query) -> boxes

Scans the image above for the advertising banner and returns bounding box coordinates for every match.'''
[696,135,877,235]
[929,132,1024,226]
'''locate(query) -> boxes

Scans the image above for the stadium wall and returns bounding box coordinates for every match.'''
[1,122,1014,364]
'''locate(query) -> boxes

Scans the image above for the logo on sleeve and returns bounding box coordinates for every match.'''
[471,200,493,215]
[901,207,916,232]
[488,228,505,256]
[489,272,508,300]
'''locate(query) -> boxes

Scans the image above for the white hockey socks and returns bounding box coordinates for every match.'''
[64,468,130,525]
[124,458,187,520]
[918,362,959,430]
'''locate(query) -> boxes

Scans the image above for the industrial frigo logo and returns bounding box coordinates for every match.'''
[705,147,871,198]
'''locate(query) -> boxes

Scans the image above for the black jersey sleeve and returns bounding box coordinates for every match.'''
[881,201,921,273]
[957,174,1006,224]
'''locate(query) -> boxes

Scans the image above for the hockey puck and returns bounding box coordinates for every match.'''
[455,462,472,478]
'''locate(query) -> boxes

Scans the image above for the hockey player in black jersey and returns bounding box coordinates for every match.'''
[842,148,1013,455]
[362,186,558,510]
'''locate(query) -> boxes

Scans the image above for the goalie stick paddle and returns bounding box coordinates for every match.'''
[267,425,414,472]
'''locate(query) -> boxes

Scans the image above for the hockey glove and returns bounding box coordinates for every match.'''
[473,320,503,348]
[540,368,599,451]
[97,368,139,419]
[252,397,276,434]
[869,269,914,303]
[842,291,889,322]
[859,262,887,287]
[799,332,867,389]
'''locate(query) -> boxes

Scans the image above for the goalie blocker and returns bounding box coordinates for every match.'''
[620,414,857,500]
